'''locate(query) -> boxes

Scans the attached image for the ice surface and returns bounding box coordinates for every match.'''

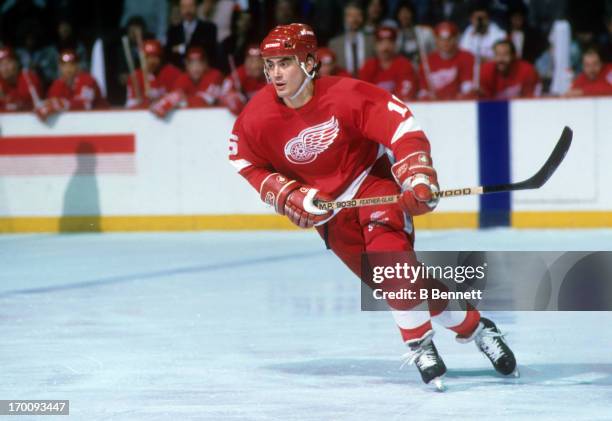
[0,229,611,420]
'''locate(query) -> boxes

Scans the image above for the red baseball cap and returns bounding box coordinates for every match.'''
[435,22,459,39]
[59,49,77,63]
[317,47,336,64]
[375,26,397,42]
[246,44,261,57]
[186,46,206,61]
[143,39,162,57]
[0,46,16,61]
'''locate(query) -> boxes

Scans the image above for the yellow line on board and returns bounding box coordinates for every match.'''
[512,211,612,228]
[0,212,477,233]
[1,211,610,233]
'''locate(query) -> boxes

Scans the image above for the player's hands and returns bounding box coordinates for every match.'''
[285,186,333,228]
[150,91,183,118]
[35,98,69,122]
[260,173,332,228]
[391,151,440,216]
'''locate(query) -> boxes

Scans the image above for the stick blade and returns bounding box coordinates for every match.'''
[527,126,573,188]
[484,126,572,194]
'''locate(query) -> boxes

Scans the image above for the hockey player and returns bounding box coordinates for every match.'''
[317,48,351,78]
[228,23,517,389]
[479,39,540,99]
[359,26,419,101]
[220,45,267,115]
[566,48,612,97]
[36,49,105,120]
[151,47,223,118]
[0,46,43,112]
[126,39,182,109]
[418,22,476,100]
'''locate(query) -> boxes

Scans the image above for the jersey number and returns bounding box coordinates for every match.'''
[387,96,409,118]
[229,134,238,156]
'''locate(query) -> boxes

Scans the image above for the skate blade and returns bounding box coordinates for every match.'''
[431,377,446,392]
[510,367,520,378]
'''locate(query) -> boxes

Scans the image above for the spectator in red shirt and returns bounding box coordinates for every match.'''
[418,21,476,100]
[37,50,105,120]
[566,48,612,97]
[151,47,224,118]
[126,39,182,108]
[318,47,351,78]
[0,46,43,112]
[359,26,418,100]
[220,45,266,115]
[479,39,540,99]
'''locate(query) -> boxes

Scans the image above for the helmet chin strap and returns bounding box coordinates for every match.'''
[289,58,316,100]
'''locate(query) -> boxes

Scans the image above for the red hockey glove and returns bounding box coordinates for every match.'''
[35,98,69,121]
[150,91,183,118]
[259,173,332,228]
[391,151,440,216]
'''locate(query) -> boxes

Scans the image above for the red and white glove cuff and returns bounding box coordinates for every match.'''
[391,151,434,188]
[259,173,300,215]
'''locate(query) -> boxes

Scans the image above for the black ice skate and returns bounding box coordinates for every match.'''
[457,317,518,377]
[402,330,447,391]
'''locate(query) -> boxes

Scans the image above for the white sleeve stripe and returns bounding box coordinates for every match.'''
[230,159,253,172]
[391,116,423,144]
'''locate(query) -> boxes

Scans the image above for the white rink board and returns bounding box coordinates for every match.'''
[510,99,601,208]
[1,98,611,219]
[0,105,478,218]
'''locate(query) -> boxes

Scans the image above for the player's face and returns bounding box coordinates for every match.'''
[145,55,161,73]
[436,35,457,56]
[0,57,18,81]
[59,61,78,82]
[245,55,263,79]
[186,58,206,80]
[264,56,306,98]
[494,44,514,74]
[583,53,602,80]
[375,39,396,61]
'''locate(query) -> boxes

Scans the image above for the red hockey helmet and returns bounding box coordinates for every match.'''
[59,49,77,63]
[143,39,163,57]
[260,23,318,63]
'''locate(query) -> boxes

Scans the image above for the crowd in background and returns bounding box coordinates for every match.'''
[1,0,612,119]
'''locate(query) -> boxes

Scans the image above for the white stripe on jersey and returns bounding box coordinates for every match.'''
[230,158,253,172]
[391,117,423,144]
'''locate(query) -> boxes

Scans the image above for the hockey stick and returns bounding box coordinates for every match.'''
[315,126,573,211]
[122,35,142,103]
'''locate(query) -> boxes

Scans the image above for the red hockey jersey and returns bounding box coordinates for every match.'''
[229,76,430,201]
[419,50,475,100]
[571,64,612,96]
[47,72,105,110]
[0,70,42,111]
[359,56,418,100]
[173,68,224,107]
[479,60,540,99]
[126,64,182,108]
